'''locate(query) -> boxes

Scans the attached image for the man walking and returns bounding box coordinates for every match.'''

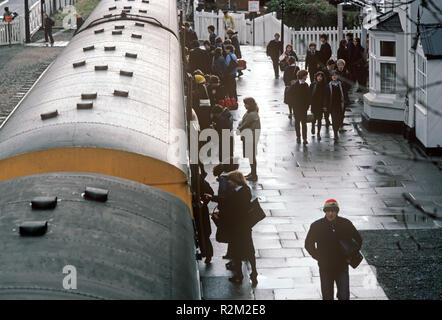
[305,199,362,300]
[43,13,55,46]
[266,33,283,78]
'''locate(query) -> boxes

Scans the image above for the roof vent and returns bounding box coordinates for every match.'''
[31,196,57,210]
[122,9,130,13]
[73,60,86,68]
[105,46,116,51]
[83,45,95,51]
[112,30,123,35]
[103,14,112,18]
[109,6,117,10]
[124,6,132,9]
[115,25,125,30]
[125,52,137,59]
[142,0,149,3]
[135,23,144,27]
[131,34,142,39]
[41,110,58,120]
[114,90,129,97]
[95,65,109,71]
[19,221,48,237]
[139,9,147,14]
[81,93,97,100]
[77,102,93,110]
[84,187,109,202]
[94,28,104,34]
[120,70,133,77]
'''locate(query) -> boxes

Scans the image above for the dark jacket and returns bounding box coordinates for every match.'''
[266,39,283,59]
[207,84,225,106]
[44,17,54,30]
[287,80,310,111]
[183,28,198,48]
[305,216,362,271]
[319,42,332,66]
[305,49,320,73]
[324,81,345,113]
[230,34,241,59]
[212,55,226,80]
[209,32,217,48]
[310,80,327,115]
[213,109,233,133]
[346,41,355,64]
[283,65,300,87]
[336,68,351,90]
[337,47,349,65]
[189,47,211,74]
[351,44,365,69]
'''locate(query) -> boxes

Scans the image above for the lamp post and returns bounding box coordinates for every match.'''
[280,0,285,50]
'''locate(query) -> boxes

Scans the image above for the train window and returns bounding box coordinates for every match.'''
[40,110,58,120]
[31,196,57,210]
[95,65,109,71]
[114,90,129,97]
[94,29,104,34]
[83,45,95,51]
[135,23,144,27]
[77,102,93,110]
[131,34,142,39]
[139,10,147,14]
[84,187,109,202]
[81,93,97,99]
[109,6,117,11]
[112,30,123,35]
[115,25,125,30]
[125,52,137,59]
[142,0,149,3]
[105,46,116,51]
[19,221,48,237]
[120,70,134,77]
[124,6,132,9]
[73,60,86,68]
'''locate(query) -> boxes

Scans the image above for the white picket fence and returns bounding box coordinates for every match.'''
[1,0,76,46]
[194,11,362,60]
[0,19,24,45]
[194,10,248,44]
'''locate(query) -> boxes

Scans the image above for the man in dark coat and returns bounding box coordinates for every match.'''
[288,70,310,145]
[319,34,332,69]
[283,57,300,118]
[211,105,234,162]
[208,25,217,49]
[345,33,355,77]
[182,22,198,49]
[266,33,283,78]
[189,40,212,74]
[305,42,320,83]
[305,199,362,300]
[44,13,55,46]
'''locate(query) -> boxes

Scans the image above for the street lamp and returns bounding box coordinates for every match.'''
[280,0,285,50]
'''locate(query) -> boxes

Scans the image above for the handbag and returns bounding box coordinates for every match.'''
[211,206,230,243]
[339,238,363,269]
[237,59,247,70]
[247,198,266,228]
[306,112,315,123]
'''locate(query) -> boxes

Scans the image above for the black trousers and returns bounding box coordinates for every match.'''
[271,57,279,77]
[330,109,344,134]
[224,74,237,101]
[242,135,257,176]
[45,28,54,43]
[319,267,350,300]
[293,106,307,140]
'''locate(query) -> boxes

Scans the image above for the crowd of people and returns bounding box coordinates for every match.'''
[183,21,364,299]
[267,32,368,143]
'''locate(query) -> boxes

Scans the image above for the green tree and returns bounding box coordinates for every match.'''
[265,0,359,29]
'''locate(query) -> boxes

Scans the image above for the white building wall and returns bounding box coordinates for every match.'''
[426,59,442,148]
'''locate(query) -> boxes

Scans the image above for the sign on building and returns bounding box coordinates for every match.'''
[248,0,260,13]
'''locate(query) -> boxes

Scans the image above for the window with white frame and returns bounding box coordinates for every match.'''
[370,34,397,94]
[416,53,427,108]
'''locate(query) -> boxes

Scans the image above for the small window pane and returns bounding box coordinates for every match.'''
[380,41,396,57]
[380,63,396,93]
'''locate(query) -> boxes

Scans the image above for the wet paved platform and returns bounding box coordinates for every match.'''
[198,46,442,300]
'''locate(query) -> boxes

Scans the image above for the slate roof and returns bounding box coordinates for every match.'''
[419,24,442,60]
[369,11,403,32]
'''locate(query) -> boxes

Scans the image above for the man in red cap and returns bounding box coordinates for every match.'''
[305,199,362,300]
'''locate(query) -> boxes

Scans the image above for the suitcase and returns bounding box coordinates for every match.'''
[237,59,247,71]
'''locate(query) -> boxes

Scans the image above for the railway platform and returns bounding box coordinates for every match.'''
[198,46,442,300]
